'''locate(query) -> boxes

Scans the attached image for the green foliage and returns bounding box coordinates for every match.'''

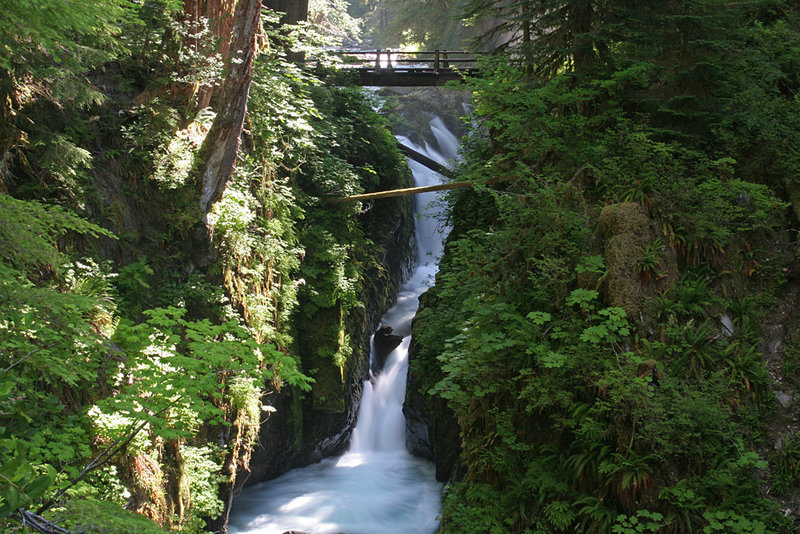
[151,108,217,190]
[182,446,226,520]
[0,199,119,525]
[408,3,800,533]
[612,510,664,534]
[784,342,800,386]
[309,0,362,43]
[769,432,800,497]
[0,194,114,276]
[364,0,472,49]
[0,0,133,74]
[116,259,155,318]
[701,510,767,534]
[120,100,182,173]
[2,0,796,531]
[104,306,310,440]
[0,440,57,518]
[0,0,145,201]
[49,497,170,534]
[0,2,414,532]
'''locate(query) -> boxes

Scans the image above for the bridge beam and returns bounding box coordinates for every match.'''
[352,69,475,87]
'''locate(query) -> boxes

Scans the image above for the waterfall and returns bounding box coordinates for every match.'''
[228,115,454,534]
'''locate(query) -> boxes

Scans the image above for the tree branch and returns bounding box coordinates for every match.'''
[16,509,74,534]
[36,407,168,515]
[3,343,57,373]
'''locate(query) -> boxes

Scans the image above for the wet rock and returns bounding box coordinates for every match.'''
[377,87,470,150]
[372,324,403,374]
[405,396,433,461]
[404,290,463,483]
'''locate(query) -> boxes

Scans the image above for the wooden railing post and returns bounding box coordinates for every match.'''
[443,51,449,69]
[375,48,382,71]
[386,48,393,70]
[434,49,440,73]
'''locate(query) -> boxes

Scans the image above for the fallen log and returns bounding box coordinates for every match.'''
[327,175,516,202]
[397,143,456,179]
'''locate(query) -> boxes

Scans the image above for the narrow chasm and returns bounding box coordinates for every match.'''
[228,98,462,534]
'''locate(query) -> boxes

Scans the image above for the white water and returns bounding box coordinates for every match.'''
[227,116,457,534]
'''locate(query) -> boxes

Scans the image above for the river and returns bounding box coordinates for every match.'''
[227,114,458,534]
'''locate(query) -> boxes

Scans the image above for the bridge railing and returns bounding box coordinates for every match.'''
[334,50,477,72]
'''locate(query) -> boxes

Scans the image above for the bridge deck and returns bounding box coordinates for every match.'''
[350,68,478,86]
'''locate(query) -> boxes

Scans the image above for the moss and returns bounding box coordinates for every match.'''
[785,341,800,387]
[597,202,650,237]
[49,498,170,534]
[118,452,169,525]
[576,270,602,291]
[597,202,678,321]
[311,362,347,413]
[295,303,347,413]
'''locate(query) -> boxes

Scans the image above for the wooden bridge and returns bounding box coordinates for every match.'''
[331,50,479,86]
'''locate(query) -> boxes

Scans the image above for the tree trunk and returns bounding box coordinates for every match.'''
[180,0,238,110]
[571,0,595,72]
[521,2,532,77]
[196,0,262,215]
[262,0,309,25]
[328,175,518,203]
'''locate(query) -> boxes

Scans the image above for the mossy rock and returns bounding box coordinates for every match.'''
[597,202,650,237]
[597,202,677,321]
[577,270,602,291]
[311,362,346,413]
[604,233,648,320]
[297,306,348,414]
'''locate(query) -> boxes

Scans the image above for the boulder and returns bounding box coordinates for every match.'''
[372,324,403,374]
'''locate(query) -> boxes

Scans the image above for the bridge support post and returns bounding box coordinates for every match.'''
[434,49,440,73]
[375,48,382,71]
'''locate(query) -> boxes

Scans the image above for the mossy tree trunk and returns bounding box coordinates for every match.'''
[180,0,238,110]
[195,0,261,216]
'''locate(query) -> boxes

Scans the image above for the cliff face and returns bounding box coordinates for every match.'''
[203,83,416,529]
[240,195,413,486]
[404,287,462,483]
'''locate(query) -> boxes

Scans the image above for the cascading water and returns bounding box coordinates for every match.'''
[228,115,457,534]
